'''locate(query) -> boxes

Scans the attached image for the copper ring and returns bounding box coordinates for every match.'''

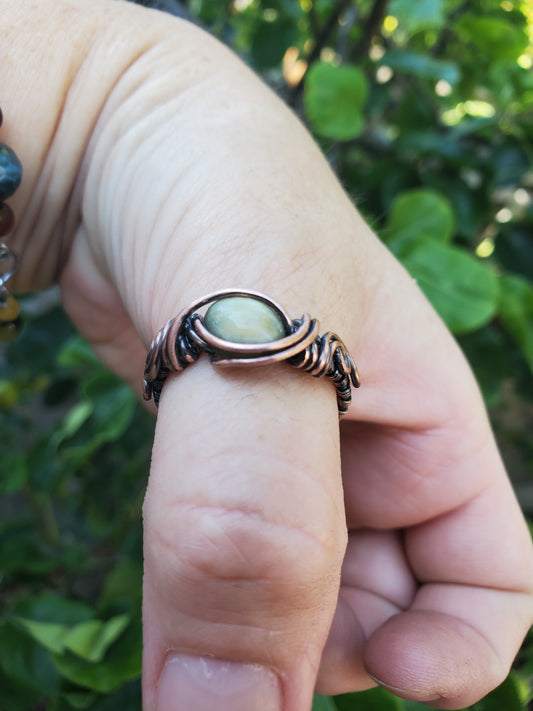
[143,289,360,417]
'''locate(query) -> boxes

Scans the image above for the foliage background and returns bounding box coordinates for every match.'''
[1,0,532,709]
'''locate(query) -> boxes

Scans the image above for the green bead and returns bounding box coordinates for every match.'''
[204,296,286,344]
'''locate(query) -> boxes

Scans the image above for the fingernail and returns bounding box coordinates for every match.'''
[157,654,282,711]
[366,673,443,703]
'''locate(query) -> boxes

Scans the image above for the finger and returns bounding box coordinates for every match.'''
[405,474,533,590]
[318,467,533,702]
[1,0,173,294]
[340,419,490,530]
[360,458,533,706]
[316,530,417,695]
[332,250,533,702]
[364,587,533,709]
[60,226,149,398]
[142,358,346,711]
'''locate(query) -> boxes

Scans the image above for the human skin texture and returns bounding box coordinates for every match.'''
[1,1,533,710]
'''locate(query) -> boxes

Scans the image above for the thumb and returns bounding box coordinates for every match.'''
[142,343,347,711]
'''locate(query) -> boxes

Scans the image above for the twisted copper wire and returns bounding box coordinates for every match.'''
[143,291,359,416]
[288,328,360,415]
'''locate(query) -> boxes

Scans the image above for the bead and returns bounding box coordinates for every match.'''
[0,293,20,322]
[0,143,22,202]
[0,203,15,235]
[204,296,287,344]
[0,318,21,343]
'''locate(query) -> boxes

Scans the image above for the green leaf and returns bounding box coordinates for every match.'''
[57,401,94,441]
[0,666,41,711]
[57,335,100,369]
[402,239,499,334]
[99,558,143,613]
[62,691,98,710]
[494,223,533,282]
[250,17,298,69]
[51,618,142,693]
[0,450,28,493]
[13,618,67,655]
[472,672,524,711]
[312,694,338,711]
[12,593,94,626]
[57,378,137,462]
[0,525,59,576]
[304,62,368,141]
[385,189,456,257]
[389,0,446,33]
[334,687,404,710]
[382,50,460,84]
[459,326,508,405]
[14,614,130,663]
[85,680,141,711]
[498,274,533,370]
[0,621,60,697]
[5,304,75,373]
[457,15,528,62]
[62,616,130,663]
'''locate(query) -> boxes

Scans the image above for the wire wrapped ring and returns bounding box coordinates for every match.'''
[143,289,360,417]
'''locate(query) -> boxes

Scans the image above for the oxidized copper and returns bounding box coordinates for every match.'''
[143,289,360,417]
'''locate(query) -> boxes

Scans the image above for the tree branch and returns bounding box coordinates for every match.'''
[288,0,353,105]
[351,0,388,60]
[431,0,473,57]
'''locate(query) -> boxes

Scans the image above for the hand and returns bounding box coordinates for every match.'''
[3,1,533,710]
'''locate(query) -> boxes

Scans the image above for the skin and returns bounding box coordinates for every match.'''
[2,1,533,709]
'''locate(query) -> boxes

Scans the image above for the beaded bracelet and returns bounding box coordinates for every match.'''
[0,107,23,342]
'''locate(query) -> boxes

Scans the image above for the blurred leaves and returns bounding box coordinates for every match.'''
[380,51,461,85]
[1,306,149,709]
[251,15,299,68]
[456,14,529,62]
[304,62,368,140]
[13,614,130,663]
[311,672,527,710]
[389,0,446,34]
[402,238,499,333]
[499,274,533,370]
[385,188,456,254]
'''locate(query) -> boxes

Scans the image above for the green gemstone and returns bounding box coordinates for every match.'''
[204,296,286,344]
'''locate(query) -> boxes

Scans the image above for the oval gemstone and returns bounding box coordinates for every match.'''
[204,296,286,344]
[0,143,23,202]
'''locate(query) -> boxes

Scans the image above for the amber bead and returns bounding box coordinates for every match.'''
[0,203,15,236]
[0,293,20,322]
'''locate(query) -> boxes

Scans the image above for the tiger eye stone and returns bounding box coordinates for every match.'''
[0,293,20,322]
[204,296,286,344]
[0,143,22,202]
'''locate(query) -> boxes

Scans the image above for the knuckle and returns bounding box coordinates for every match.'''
[145,496,343,608]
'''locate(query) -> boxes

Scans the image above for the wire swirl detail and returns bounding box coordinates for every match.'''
[143,289,360,417]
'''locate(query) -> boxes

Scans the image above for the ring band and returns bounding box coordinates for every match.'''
[143,289,360,417]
